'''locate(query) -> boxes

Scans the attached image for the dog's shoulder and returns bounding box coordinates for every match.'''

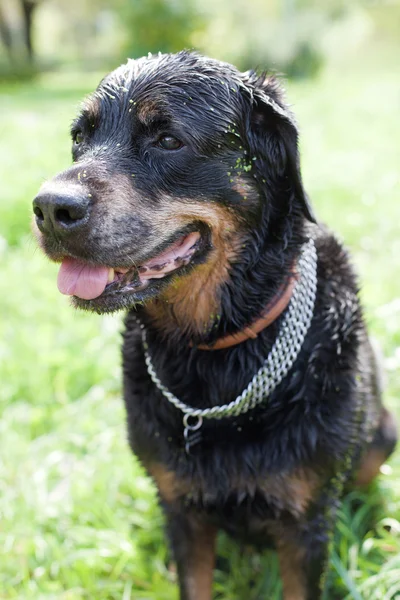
[309,224,364,343]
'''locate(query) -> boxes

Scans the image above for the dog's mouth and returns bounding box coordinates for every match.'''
[57,230,204,306]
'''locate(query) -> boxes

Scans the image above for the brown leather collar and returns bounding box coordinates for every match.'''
[194,272,298,351]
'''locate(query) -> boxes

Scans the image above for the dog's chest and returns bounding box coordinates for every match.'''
[149,455,319,530]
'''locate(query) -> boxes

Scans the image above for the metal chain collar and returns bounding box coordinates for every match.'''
[141,238,318,452]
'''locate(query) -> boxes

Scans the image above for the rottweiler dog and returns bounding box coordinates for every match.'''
[33,52,397,599]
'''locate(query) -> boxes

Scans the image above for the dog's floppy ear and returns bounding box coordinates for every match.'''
[241,72,316,223]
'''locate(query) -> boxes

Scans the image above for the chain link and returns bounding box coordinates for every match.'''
[141,239,317,422]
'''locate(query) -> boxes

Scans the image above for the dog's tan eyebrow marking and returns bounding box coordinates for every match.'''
[77,96,101,128]
[71,95,100,135]
[136,99,165,126]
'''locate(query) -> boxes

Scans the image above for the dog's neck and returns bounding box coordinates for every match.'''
[142,208,307,349]
[193,272,297,350]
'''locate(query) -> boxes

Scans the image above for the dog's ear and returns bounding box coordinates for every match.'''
[241,73,316,223]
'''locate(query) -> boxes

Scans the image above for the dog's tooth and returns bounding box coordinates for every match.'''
[107,268,115,283]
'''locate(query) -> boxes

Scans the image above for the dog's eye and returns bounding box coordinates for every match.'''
[156,135,183,151]
[74,131,84,145]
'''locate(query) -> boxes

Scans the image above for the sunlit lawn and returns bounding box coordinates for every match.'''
[0,61,399,599]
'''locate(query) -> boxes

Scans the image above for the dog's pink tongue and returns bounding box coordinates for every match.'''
[57,258,110,300]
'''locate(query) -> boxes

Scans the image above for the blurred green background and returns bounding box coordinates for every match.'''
[0,1,400,599]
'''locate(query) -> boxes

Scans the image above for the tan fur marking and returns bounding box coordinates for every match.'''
[356,408,397,486]
[257,468,319,518]
[277,541,307,600]
[83,95,101,122]
[146,202,244,337]
[232,176,259,205]
[355,448,388,487]
[283,471,319,515]
[148,463,190,503]
[136,99,162,124]
[184,520,216,600]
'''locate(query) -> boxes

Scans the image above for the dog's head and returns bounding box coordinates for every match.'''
[33,51,315,315]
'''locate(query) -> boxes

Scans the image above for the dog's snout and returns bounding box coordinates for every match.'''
[33,191,90,234]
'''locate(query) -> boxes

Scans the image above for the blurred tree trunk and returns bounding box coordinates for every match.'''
[20,0,37,63]
[0,3,14,62]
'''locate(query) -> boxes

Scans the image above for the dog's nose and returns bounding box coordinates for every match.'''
[33,191,90,234]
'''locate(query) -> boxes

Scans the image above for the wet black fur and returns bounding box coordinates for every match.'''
[35,52,396,599]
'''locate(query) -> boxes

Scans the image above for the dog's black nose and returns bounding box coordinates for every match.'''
[33,191,90,234]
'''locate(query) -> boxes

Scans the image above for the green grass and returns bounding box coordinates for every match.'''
[0,62,399,599]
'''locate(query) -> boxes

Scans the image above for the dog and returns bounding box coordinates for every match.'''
[33,51,397,599]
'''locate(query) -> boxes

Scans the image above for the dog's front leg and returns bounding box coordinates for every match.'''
[275,492,339,600]
[276,532,330,600]
[164,507,217,600]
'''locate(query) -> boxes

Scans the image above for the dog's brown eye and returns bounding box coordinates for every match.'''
[157,135,183,150]
[74,131,84,145]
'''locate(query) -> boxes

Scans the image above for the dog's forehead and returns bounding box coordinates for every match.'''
[107,52,242,93]
[86,52,245,125]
